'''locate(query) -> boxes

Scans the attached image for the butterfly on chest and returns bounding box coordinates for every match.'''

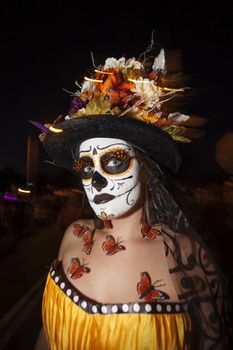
[67,257,91,279]
[73,223,92,238]
[137,271,169,302]
[102,235,126,256]
[141,224,161,240]
[82,229,95,255]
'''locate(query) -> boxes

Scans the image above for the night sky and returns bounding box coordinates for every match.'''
[0,2,232,179]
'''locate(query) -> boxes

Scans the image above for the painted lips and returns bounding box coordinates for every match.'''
[93,194,115,204]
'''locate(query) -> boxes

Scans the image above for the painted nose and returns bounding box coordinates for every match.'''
[92,171,108,192]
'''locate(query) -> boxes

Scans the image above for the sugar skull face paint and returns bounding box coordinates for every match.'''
[76,138,141,219]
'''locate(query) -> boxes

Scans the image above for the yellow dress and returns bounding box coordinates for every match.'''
[42,261,192,350]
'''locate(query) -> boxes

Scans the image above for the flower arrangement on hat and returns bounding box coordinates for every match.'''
[64,50,191,143]
[30,41,208,173]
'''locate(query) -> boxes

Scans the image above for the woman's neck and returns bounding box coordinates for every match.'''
[103,206,143,240]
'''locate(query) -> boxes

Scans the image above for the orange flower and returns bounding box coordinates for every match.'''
[99,74,122,93]
[80,91,93,100]
[108,88,135,108]
[120,81,135,90]
[108,90,120,103]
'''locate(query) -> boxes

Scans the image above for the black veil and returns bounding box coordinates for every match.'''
[136,148,232,349]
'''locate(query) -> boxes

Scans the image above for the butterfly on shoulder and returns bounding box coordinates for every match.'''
[137,271,169,302]
[82,229,95,255]
[73,223,91,238]
[141,223,161,240]
[67,257,91,279]
[102,235,126,256]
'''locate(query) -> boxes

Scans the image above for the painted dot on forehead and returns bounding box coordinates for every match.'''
[92,148,97,156]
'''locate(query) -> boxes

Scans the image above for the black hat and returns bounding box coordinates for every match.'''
[43,114,182,172]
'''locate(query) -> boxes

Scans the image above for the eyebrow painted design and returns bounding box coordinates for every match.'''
[101,149,131,163]
[96,143,131,151]
[79,145,92,154]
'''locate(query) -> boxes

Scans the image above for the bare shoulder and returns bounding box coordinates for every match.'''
[58,218,94,260]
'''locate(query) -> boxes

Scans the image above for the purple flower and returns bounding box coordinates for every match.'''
[69,96,87,115]
[29,120,48,133]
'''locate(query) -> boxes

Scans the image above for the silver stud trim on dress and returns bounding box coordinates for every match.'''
[50,268,189,315]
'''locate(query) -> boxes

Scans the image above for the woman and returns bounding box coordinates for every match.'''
[34,49,231,349]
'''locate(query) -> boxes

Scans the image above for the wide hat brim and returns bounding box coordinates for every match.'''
[43,114,182,172]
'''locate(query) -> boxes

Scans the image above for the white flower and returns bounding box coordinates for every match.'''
[104,57,126,69]
[131,78,162,108]
[152,49,166,73]
[125,58,143,70]
[104,57,143,70]
[168,112,190,124]
[81,80,95,92]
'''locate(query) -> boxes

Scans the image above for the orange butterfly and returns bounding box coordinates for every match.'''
[102,235,126,256]
[103,220,113,229]
[137,272,169,302]
[141,223,161,240]
[73,223,90,238]
[82,229,95,255]
[67,257,91,279]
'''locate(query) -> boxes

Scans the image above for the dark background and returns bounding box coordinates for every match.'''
[0,1,232,180]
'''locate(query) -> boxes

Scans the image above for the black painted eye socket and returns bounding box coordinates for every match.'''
[101,151,131,175]
[74,157,94,179]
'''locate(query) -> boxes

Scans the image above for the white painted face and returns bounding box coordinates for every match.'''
[77,138,141,220]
